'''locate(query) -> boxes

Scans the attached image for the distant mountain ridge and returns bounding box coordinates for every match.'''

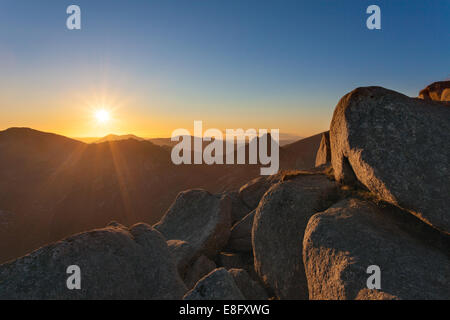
[75,133,303,147]
[74,134,146,144]
[0,127,321,263]
[95,134,146,143]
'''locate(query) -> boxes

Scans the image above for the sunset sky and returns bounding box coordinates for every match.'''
[0,0,448,138]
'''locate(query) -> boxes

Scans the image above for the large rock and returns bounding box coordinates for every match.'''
[183,255,217,289]
[315,131,331,167]
[418,80,450,102]
[226,210,256,252]
[0,223,186,299]
[227,191,252,224]
[330,86,450,233]
[238,174,283,210]
[184,268,245,300]
[167,240,198,277]
[228,268,268,300]
[303,198,450,300]
[252,173,338,299]
[155,189,232,257]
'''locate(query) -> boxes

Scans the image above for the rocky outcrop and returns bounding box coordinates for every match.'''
[155,189,232,257]
[167,240,198,277]
[303,198,450,300]
[442,88,450,102]
[0,223,186,300]
[418,80,450,102]
[184,268,245,300]
[315,131,331,167]
[252,173,338,299]
[226,210,256,252]
[4,81,450,301]
[228,268,268,300]
[330,86,450,233]
[183,255,217,290]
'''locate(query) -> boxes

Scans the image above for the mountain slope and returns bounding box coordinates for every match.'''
[280,132,325,170]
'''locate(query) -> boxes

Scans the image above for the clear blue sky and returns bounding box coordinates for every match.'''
[0,0,448,137]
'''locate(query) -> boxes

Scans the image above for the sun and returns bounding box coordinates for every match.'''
[94,109,111,124]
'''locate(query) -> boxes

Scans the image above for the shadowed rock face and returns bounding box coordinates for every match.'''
[418,80,450,102]
[303,198,450,300]
[330,86,450,234]
[315,131,331,167]
[218,252,254,274]
[227,191,252,224]
[167,240,199,277]
[0,223,187,300]
[228,268,268,300]
[226,209,256,253]
[183,255,217,290]
[183,268,245,300]
[155,189,232,258]
[252,173,338,300]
